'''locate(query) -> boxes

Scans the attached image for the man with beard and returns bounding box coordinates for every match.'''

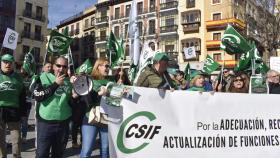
[0,54,27,158]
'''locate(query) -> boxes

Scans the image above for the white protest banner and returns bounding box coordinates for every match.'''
[107,87,280,158]
[270,57,280,73]
[183,46,196,59]
[3,28,19,50]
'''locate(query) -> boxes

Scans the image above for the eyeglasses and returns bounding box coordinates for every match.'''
[1,60,12,64]
[100,64,110,68]
[234,79,243,82]
[55,64,68,69]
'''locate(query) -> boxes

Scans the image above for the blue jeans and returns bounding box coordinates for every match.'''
[36,120,69,158]
[80,117,109,158]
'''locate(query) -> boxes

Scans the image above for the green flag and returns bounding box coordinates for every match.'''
[76,59,93,74]
[221,25,252,55]
[63,26,69,36]
[128,64,138,84]
[106,31,125,68]
[234,44,264,72]
[47,30,73,55]
[22,48,36,76]
[202,55,220,74]
[255,62,270,74]
[184,63,191,81]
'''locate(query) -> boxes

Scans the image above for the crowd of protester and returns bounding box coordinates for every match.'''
[1,51,279,158]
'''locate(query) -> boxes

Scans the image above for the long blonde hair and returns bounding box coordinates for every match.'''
[90,58,109,80]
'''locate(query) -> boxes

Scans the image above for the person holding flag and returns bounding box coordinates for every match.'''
[0,54,28,158]
[135,52,175,90]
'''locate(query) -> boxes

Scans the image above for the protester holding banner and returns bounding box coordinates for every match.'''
[228,73,249,93]
[174,71,188,90]
[135,52,175,90]
[266,70,280,94]
[79,57,113,158]
[33,57,76,158]
[187,74,206,92]
[114,68,131,85]
[0,54,27,158]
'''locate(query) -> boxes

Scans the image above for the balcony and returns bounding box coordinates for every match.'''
[96,16,109,24]
[95,36,108,42]
[75,29,80,35]
[160,25,178,34]
[160,1,178,11]
[149,6,156,12]
[206,40,221,49]
[22,10,46,22]
[181,38,201,52]
[183,23,200,33]
[206,18,245,30]
[217,60,237,67]
[21,31,44,42]
[69,31,74,36]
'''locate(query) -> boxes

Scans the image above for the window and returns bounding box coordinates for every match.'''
[76,23,79,34]
[125,24,128,34]
[126,5,131,17]
[22,45,30,55]
[125,45,129,56]
[34,47,40,62]
[23,22,31,38]
[150,0,155,12]
[115,7,120,19]
[165,45,174,52]
[91,17,94,26]
[35,25,42,40]
[100,9,107,17]
[166,18,175,26]
[212,13,221,20]
[212,0,221,4]
[213,33,221,40]
[25,2,32,17]
[137,2,143,14]
[36,6,43,20]
[114,26,120,38]
[138,22,143,36]
[100,30,106,40]
[213,53,221,61]
[149,20,155,34]
[85,19,89,29]
[187,0,195,8]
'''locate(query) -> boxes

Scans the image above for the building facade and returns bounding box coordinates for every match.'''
[57,6,96,67]
[0,0,16,53]
[15,0,48,68]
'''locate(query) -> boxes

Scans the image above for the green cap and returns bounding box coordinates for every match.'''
[153,52,169,61]
[1,54,14,62]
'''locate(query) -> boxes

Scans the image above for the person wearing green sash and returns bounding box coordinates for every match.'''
[0,54,28,158]
[33,57,77,158]
[78,58,113,158]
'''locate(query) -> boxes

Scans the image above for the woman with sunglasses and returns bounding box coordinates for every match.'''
[228,73,249,93]
[79,57,113,158]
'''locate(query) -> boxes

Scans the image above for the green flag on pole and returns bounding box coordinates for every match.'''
[47,30,73,55]
[202,55,220,74]
[76,59,93,74]
[184,63,191,81]
[221,25,252,55]
[106,31,125,68]
[22,48,36,76]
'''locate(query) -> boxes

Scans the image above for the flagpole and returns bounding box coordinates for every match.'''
[219,51,225,85]
[68,47,76,75]
[42,50,48,67]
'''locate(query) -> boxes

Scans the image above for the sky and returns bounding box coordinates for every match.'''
[48,0,97,29]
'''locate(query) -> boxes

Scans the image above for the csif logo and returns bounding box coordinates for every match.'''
[117,111,161,154]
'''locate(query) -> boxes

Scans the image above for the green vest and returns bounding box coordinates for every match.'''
[38,72,72,121]
[0,72,23,108]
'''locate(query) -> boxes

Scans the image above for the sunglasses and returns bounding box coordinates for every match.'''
[2,60,12,64]
[55,64,68,69]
